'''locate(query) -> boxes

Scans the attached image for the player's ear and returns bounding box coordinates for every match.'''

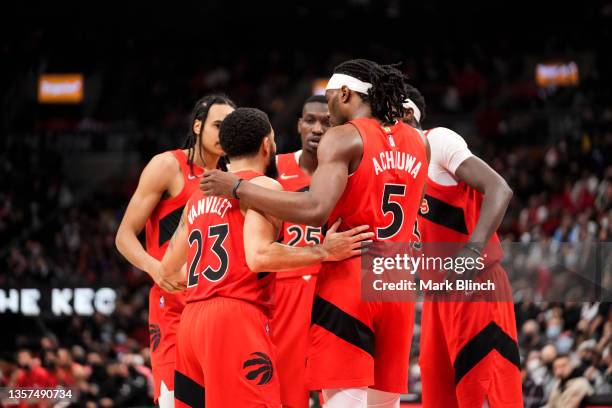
[406,108,414,121]
[297,118,302,133]
[193,119,202,137]
[340,85,351,103]
[262,136,271,156]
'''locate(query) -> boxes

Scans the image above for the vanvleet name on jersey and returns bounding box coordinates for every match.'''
[188,196,233,225]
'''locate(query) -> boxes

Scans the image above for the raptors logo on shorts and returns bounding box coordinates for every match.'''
[149,324,161,352]
[243,352,274,385]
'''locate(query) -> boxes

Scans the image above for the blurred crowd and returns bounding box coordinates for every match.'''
[0,152,154,406]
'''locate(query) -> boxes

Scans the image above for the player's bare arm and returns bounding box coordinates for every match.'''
[420,134,431,201]
[455,155,513,249]
[157,209,189,292]
[115,152,181,281]
[243,174,373,272]
[201,123,363,227]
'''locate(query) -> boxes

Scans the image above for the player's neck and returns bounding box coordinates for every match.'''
[347,104,373,122]
[193,149,220,170]
[298,149,317,176]
[228,158,266,175]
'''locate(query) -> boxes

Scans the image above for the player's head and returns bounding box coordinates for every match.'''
[298,95,330,155]
[219,107,278,178]
[325,59,407,125]
[401,83,426,129]
[184,94,236,171]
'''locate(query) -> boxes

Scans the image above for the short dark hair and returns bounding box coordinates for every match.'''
[333,59,407,123]
[219,108,272,159]
[303,95,327,106]
[404,83,426,123]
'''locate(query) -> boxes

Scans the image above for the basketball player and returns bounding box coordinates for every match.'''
[273,94,329,408]
[158,107,374,407]
[201,59,429,407]
[115,95,235,407]
[402,85,523,407]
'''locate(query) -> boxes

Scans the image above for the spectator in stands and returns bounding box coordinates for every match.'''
[10,350,57,389]
[544,355,593,408]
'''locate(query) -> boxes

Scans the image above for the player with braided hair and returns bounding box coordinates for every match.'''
[115,95,235,407]
[201,59,430,407]
[183,94,236,173]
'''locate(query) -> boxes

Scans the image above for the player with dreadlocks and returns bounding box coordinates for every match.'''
[115,94,235,407]
[201,59,430,407]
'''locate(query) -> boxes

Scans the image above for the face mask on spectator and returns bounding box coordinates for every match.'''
[556,335,573,354]
[546,325,561,339]
[527,359,541,373]
[581,356,593,366]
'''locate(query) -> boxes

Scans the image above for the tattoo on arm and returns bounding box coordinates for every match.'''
[168,216,186,251]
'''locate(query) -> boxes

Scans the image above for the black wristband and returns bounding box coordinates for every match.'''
[464,243,482,257]
[232,179,244,199]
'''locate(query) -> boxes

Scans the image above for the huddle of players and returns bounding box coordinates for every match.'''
[116,58,523,408]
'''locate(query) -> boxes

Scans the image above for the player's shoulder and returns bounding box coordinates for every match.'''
[315,123,363,163]
[147,150,181,173]
[332,122,362,137]
[275,151,296,166]
[276,151,295,161]
[426,127,466,143]
[138,151,182,189]
[250,175,283,191]
[321,122,362,147]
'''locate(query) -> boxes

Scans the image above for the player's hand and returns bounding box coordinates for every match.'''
[444,245,483,284]
[322,218,374,262]
[156,265,187,293]
[200,169,241,198]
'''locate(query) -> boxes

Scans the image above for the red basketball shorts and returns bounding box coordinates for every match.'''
[419,263,523,408]
[148,285,185,401]
[307,258,414,393]
[270,275,317,408]
[174,297,280,408]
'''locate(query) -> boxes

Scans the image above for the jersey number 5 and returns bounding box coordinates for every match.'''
[188,224,229,287]
[377,183,406,239]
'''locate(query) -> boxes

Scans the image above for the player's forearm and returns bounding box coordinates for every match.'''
[238,182,327,226]
[115,229,159,277]
[247,242,327,272]
[159,262,182,280]
[469,181,513,248]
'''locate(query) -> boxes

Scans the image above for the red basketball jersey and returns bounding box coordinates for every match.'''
[146,149,205,262]
[276,151,324,279]
[184,170,276,316]
[328,117,428,241]
[415,128,502,264]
